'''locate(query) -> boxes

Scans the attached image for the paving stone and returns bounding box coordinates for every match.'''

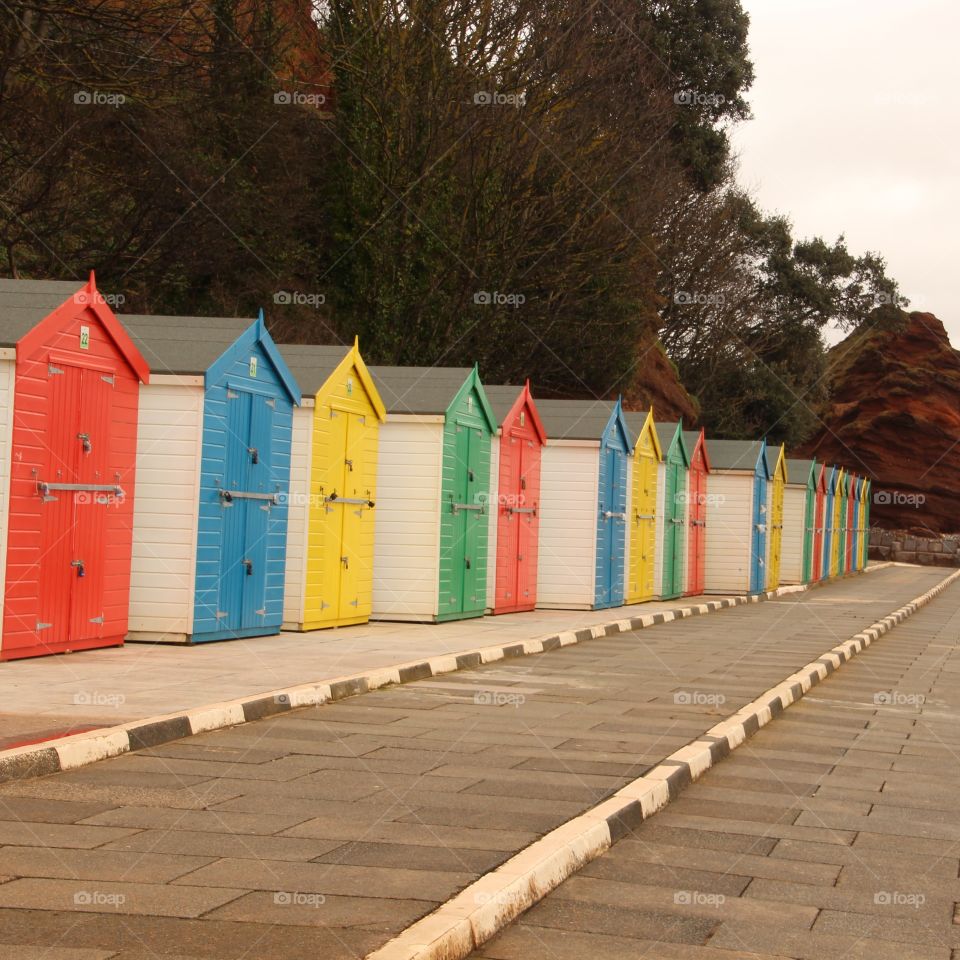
[0,797,117,824]
[281,817,537,850]
[0,878,243,918]
[102,829,344,862]
[0,947,116,960]
[0,822,140,850]
[814,909,960,948]
[171,858,472,901]
[580,856,751,896]
[77,807,311,836]
[0,847,214,883]
[312,840,506,873]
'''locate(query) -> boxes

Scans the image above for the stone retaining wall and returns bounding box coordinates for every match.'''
[870,528,960,567]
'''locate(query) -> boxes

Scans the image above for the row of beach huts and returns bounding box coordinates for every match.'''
[0,277,872,660]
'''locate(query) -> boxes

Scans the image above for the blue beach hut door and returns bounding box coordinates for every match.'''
[595,432,627,609]
[750,468,768,594]
[219,388,275,632]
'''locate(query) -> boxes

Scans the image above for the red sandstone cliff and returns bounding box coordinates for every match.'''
[801,312,960,535]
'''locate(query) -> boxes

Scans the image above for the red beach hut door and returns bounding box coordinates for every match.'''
[686,455,706,596]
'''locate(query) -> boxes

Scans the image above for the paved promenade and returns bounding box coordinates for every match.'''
[0,564,949,958]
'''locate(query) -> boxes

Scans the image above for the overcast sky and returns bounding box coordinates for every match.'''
[733,0,959,347]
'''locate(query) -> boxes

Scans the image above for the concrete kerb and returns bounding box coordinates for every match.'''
[0,562,895,785]
[362,565,960,960]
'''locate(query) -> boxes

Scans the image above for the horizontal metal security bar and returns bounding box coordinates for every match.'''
[634,513,655,520]
[219,490,278,504]
[324,495,375,507]
[603,511,627,519]
[38,482,123,495]
[451,502,485,513]
[507,506,537,515]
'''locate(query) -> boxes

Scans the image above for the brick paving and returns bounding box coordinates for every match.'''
[0,564,947,959]
[473,578,960,960]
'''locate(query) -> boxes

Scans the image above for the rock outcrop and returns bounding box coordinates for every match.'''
[802,312,960,535]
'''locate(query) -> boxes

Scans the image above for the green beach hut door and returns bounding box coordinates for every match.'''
[662,460,680,598]
[438,380,492,621]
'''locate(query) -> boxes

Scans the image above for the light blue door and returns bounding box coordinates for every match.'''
[595,439,627,609]
[218,389,274,633]
[750,470,767,593]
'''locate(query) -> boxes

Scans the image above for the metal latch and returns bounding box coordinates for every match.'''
[38,482,124,498]
[248,447,259,465]
[507,506,537,516]
[603,511,626,519]
[77,433,92,454]
[452,502,485,514]
[71,559,85,578]
[324,494,375,508]
[219,490,279,505]
[242,559,253,576]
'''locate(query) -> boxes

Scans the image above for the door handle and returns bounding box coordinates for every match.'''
[345,458,353,471]
[465,557,471,570]
[341,555,349,569]
[71,559,85,578]
[242,559,253,576]
[77,433,92,454]
[248,447,259,464]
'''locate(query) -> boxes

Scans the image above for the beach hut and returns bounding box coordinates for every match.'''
[844,473,858,573]
[684,428,710,597]
[623,409,662,604]
[704,440,772,595]
[829,467,844,577]
[369,366,496,622]
[812,463,828,581]
[781,458,817,585]
[124,312,300,643]
[766,444,787,590]
[822,466,836,580]
[0,276,149,660]
[277,342,386,631]
[535,398,632,610]
[849,475,862,572]
[654,422,690,601]
[860,478,872,568]
[482,383,546,615]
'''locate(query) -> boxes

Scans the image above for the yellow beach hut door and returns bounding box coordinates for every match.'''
[768,466,784,589]
[628,429,658,603]
[307,406,376,627]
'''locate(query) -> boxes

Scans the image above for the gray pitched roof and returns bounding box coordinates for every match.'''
[654,421,681,451]
[708,439,765,471]
[369,365,473,415]
[0,279,86,347]
[787,458,816,485]
[276,343,352,396]
[481,384,525,426]
[683,429,701,451]
[535,399,621,441]
[119,314,255,375]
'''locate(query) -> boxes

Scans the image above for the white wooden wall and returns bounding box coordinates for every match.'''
[371,416,444,621]
[536,441,599,609]
[485,433,500,611]
[780,486,807,584]
[127,378,204,640]
[704,471,753,594]
[653,461,666,598]
[281,402,314,629]
[0,356,15,638]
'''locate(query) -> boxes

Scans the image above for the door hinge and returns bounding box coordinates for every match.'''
[255,608,266,616]
[89,615,104,624]
[265,397,276,408]
[349,599,359,607]
[36,622,53,631]
[47,364,64,376]
[227,389,239,399]
[100,375,115,386]
[320,601,330,610]
[216,610,229,618]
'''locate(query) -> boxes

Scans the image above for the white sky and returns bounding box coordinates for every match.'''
[733,0,960,347]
